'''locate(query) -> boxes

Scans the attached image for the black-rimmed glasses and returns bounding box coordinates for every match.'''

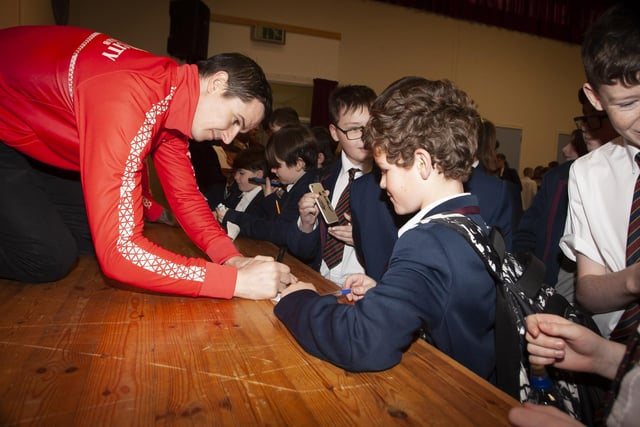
[334,124,364,140]
[574,113,608,131]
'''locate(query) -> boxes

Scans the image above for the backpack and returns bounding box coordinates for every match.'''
[426,213,606,424]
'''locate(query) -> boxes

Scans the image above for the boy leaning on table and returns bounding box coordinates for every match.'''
[275,76,497,382]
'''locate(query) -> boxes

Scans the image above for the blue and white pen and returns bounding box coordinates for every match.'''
[322,289,352,297]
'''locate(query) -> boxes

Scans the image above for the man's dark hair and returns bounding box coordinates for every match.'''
[581,1,640,89]
[197,53,273,127]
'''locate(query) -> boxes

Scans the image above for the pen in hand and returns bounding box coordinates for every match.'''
[321,289,352,297]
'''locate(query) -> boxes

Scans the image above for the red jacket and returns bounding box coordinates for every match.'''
[0,25,241,298]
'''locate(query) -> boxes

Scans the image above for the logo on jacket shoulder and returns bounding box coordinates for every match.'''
[101,38,131,62]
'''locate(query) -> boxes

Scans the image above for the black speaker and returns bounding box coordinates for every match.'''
[167,0,210,63]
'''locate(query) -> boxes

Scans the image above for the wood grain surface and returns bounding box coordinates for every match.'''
[0,223,518,426]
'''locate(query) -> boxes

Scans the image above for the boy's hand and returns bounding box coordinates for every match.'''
[525,313,624,380]
[509,403,583,427]
[343,273,376,302]
[298,192,320,232]
[328,212,354,245]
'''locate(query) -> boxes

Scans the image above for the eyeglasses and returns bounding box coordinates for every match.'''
[574,113,608,131]
[334,124,364,140]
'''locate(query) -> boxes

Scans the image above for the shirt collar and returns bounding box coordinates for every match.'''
[398,193,469,238]
[340,152,363,178]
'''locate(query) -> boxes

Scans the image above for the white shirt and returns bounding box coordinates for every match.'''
[398,193,469,238]
[320,152,365,286]
[560,137,636,337]
[235,186,261,212]
[226,186,262,240]
[520,176,537,211]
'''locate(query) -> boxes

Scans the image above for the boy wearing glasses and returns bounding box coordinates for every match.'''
[575,87,620,152]
[559,1,640,341]
[276,77,496,380]
[287,85,377,285]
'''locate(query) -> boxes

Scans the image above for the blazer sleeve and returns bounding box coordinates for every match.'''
[274,227,455,372]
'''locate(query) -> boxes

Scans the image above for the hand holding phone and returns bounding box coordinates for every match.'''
[249,177,282,186]
[309,183,339,225]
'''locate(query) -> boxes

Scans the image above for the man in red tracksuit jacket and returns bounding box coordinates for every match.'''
[0,25,292,299]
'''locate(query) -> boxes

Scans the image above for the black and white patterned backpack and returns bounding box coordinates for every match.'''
[425,213,605,424]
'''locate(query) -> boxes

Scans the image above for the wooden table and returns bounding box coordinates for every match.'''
[0,223,518,426]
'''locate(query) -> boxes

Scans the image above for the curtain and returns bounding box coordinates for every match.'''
[310,78,338,128]
[373,0,616,45]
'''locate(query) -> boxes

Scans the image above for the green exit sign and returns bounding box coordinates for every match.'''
[251,26,286,45]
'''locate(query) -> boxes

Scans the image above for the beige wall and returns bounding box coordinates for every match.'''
[1,0,587,168]
[0,0,55,27]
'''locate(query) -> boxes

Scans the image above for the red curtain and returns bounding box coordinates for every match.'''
[373,0,616,45]
[310,78,338,128]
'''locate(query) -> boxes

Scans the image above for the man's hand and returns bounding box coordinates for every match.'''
[228,255,293,300]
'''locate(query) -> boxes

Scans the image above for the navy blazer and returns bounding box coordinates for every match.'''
[465,166,515,251]
[275,194,497,381]
[224,169,319,246]
[514,161,572,286]
[222,185,269,219]
[350,168,409,281]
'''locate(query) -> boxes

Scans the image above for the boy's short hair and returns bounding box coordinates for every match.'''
[570,129,588,157]
[267,107,300,130]
[581,2,640,89]
[364,77,479,181]
[328,85,377,124]
[477,118,497,172]
[197,52,273,127]
[232,146,267,174]
[265,124,318,171]
[311,126,336,167]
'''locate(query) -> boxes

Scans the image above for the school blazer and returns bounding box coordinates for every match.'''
[465,166,515,251]
[224,169,319,246]
[275,194,497,381]
[285,160,342,268]
[350,169,408,281]
[514,161,572,286]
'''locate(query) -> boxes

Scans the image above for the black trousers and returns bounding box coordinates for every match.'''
[0,143,93,282]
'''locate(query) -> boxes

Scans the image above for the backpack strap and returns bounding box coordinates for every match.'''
[425,213,502,280]
[424,213,528,400]
[427,214,546,302]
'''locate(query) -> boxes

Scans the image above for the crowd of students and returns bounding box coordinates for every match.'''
[0,2,638,426]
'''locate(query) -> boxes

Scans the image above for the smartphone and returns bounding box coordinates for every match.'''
[309,183,339,225]
[249,177,282,186]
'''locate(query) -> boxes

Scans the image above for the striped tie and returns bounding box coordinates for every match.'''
[610,153,640,343]
[323,168,358,269]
